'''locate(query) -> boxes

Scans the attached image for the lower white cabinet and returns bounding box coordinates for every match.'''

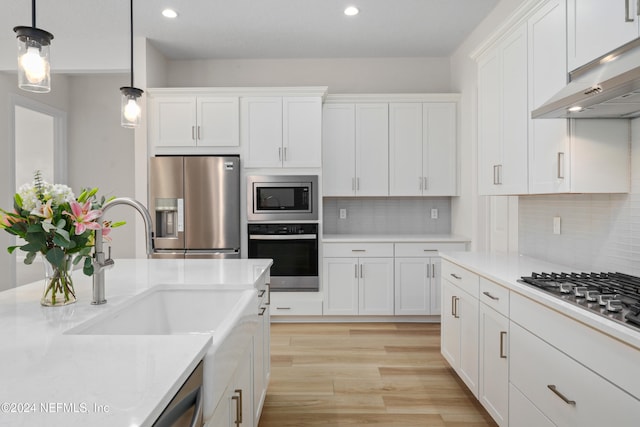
[253,279,270,425]
[509,383,555,427]
[270,292,323,316]
[441,277,480,397]
[323,256,394,315]
[479,302,509,426]
[210,344,254,427]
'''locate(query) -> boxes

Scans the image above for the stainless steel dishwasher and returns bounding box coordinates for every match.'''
[153,361,204,427]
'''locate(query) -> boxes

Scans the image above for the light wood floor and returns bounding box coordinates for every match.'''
[258,322,497,427]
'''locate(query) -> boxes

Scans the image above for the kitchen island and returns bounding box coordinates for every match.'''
[0,258,272,427]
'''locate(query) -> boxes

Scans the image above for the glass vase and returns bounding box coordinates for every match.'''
[41,254,76,306]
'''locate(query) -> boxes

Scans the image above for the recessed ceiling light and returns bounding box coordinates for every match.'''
[344,6,359,16]
[568,106,583,112]
[162,9,178,19]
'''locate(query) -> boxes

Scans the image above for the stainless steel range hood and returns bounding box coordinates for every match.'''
[532,38,640,119]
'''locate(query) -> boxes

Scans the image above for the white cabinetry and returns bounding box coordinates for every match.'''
[210,344,254,427]
[389,102,457,196]
[394,245,442,315]
[242,96,322,168]
[253,278,270,426]
[149,95,239,148]
[567,0,640,71]
[478,279,510,427]
[528,0,630,194]
[322,103,389,196]
[323,243,394,315]
[477,24,529,195]
[441,261,480,397]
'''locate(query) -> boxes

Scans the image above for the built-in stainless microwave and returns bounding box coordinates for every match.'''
[247,175,318,221]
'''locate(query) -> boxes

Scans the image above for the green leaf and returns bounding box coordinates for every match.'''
[83,257,94,276]
[110,221,126,228]
[41,222,56,232]
[24,251,37,265]
[27,223,44,233]
[45,247,65,269]
[7,246,19,254]
[53,234,72,248]
[14,193,23,209]
[20,241,44,253]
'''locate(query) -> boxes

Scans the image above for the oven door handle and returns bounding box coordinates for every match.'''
[249,234,317,240]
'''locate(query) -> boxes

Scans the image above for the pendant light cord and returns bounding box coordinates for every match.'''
[32,0,36,27]
[129,0,134,88]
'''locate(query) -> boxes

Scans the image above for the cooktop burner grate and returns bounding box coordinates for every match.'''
[519,272,640,332]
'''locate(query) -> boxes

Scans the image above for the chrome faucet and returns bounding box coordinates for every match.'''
[91,197,154,305]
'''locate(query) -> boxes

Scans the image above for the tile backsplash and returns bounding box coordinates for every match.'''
[323,197,451,235]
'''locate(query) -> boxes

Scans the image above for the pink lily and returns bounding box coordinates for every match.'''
[101,221,113,242]
[63,200,102,235]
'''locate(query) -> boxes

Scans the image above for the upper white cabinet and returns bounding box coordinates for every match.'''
[243,96,322,168]
[149,95,240,148]
[475,0,631,196]
[322,103,389,196]
[389,102,457,196]
[477,25,529,195]
[567,0,640,71]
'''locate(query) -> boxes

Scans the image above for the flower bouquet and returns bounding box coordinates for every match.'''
[0,172,124,306]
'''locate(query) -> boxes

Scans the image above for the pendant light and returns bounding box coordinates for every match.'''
[120,0,143,128]
[13,0,54,93]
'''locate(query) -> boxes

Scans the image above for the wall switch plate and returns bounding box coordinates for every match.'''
[431,208,438,219]
[553,216,561,234]
[339,208,347,219]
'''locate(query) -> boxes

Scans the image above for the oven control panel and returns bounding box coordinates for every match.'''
[248,223,317,235]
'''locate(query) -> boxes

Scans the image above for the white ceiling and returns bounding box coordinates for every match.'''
[2,0,498,71]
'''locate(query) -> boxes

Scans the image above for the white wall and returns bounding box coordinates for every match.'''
[164,57,452,93]
[66,74,137,258]
[0,72,71,291]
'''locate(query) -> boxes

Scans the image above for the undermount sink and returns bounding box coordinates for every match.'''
[66,285,259,422]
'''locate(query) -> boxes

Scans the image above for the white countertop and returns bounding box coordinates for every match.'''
[0,258,272,427]
[323,233,470,243]
[440,251,640,350]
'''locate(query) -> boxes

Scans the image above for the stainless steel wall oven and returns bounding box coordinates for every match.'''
[247,223,319,291]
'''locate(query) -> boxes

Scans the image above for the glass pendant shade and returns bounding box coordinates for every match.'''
[120,87,143,128]
[14,26,53,93]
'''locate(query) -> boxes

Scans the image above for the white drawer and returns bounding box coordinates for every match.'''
[323,242,394,258]
[510,322,640,426]
[441,260,480,298]
[394,242,466,257]
[270,293,323,316]
[479,277,509,317]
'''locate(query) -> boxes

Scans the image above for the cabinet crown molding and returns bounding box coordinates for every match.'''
[147,86,329,99]
[324,93,461,104]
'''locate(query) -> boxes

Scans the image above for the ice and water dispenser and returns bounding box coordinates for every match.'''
[154,198,184,238]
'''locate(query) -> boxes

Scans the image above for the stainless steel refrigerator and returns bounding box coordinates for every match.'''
[149,156,240,259]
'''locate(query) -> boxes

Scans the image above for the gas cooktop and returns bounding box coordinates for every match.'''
[519,272,640,332]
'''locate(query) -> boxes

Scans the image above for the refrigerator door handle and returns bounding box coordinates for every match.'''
[177,198,185,232]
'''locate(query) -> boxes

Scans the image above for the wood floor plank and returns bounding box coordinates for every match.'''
[260,323,497,427]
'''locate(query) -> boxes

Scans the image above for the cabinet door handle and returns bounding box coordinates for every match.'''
[355,264,358,279]
[557,152,565,179]
[547,385,576,405]
[499,331,507,358]
[451,295,456,317]
[232,389,243,426]
[493,165,499,185]
[284,146,288,161]
[258,290,266,298]
[197,126,201,140]
[431,263,436,278]
[454,296,460,318]
[426,263,431,278]
[424,177,428,191]
[191,125,196,140]
[450,273,462,280]
[360,264,363,278]
[626,0,635,21]
[482,291,499,301]
[278,147,282,161]
[265,283,270,306]
[259,306,267,316]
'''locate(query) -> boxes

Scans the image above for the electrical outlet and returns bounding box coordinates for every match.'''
[553,216,561,234]
[431,208,438,219]
[339,208,347,219]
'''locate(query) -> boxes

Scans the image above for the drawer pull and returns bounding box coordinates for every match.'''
[547,385,576,405]
[482,291,499,301]
[259,306,267,316]
[450,273,462,280]
[499,331,507,358]
[265,283,270,306]
[276,307,291,310]
[258,290,266,297]
[351,249,366,252]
